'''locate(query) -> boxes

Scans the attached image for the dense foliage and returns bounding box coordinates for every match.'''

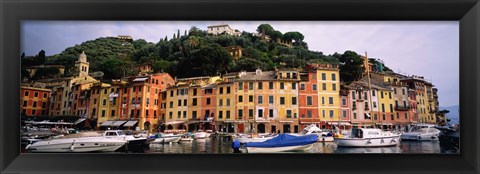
[22,24,391,84]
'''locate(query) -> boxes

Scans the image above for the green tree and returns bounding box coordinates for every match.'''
[257,24,274,35]
[338,50,364,84]
[36,50,46,65]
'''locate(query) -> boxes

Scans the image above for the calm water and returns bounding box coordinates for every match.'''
[144,135,460,154]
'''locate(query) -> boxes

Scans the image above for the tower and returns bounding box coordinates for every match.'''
[75,51,89,77]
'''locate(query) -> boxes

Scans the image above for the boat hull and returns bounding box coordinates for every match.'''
[26,137,126,152]
[246,143,314,153]
[401,133,439,141]
[334,136,401,147]
[152,136,181,144]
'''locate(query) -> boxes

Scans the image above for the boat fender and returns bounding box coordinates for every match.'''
[25,144,31,150]
[70,140,76,151]
[231,140,241,151]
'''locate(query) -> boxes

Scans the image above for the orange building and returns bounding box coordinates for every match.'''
[298,71,320,130]
[21,86,51,116]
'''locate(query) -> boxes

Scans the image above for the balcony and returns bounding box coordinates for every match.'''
[395,105,410,111]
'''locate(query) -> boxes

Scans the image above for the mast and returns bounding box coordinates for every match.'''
[365,52,374,128]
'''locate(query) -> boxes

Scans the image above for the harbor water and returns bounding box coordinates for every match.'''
[143,135,459,154]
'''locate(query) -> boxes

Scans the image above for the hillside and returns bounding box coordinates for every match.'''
[22,24,391,83]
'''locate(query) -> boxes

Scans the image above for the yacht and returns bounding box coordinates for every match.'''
[401,124,440,141]
[25,136,126,152]
[334,128,401,147]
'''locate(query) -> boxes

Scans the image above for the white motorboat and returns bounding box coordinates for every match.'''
[151,133,181,144]
[103,130,150,151]
[334,128,401,147]
[193,131,209,139]
[401,124,440,141]
[292,124,334,142]
[25,136,126,152]
[235,134,276,143]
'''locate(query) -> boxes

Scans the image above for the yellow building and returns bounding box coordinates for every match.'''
[311,64,340,129]
[376,87,396,129]
[235,72,258,133]
[164,83,189,131]
[425,82,437,124]
[216,79,236,133]
[88,83,112,127]
[275,69,300,133]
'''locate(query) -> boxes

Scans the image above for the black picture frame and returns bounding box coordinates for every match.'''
[1,0,479,174]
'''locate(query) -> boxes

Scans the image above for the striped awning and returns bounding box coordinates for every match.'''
[111,121,127,127]
[123,121,138,127]
[100,120,115,126]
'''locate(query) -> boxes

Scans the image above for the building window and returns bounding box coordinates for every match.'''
[33,101,37,107]
[226,111,230,119]
[238,109,243,119]
[23,101,27,107]
[322,97,325,105]
[219,99,223,106]
[238,82,243,90]
[258,96,263,104]
[280,97,285,105]
[373,102,377,108]
[292,83,296,90]
[307,96,313,106]
[342,98,346,106]
[396,112,400,119]
[269,96,274,104]
[322,110,326,118]
[249,95,253,102]
[321,73,326,80]
[177,111,181,118]
[34,92,38,97]
[32,110,36,115]
[332,84,336,91]
[43,93,47,98]
[169,112,173,119]
[24,91,29,96]
[331,74,336,81]
[391,114,395,120]
[183,111,187,118]
[292,97,297,105]
[342,110,347,118]
[111,110,115,117]
[381,92,384,99]
[258,109,263,117]
[394,88,397,94]
[258,82,263,90]
[269,109,274,117]
[312,84,317,91]
[390,104,393,113]
[239,95,243,102]
[249,82,253,90]
[103,99,106,106]
[329,110,334,118]
[382,104,385,112]
[227,99,231,106]
[178,100,182,106]
[227,87,231,94]
[169,101,173,108]
[307,110,312,118]
[101,110,106,117]
[383,114,386,120]
[322,83,326,91]
[280,83,284,90]
[192,98,197,106]
[329,97,333,105]
[389,92,392,99]
[206,98,211,105]
[193,89,197,96]
[286,110,292,118]
[184,99,187,106]
[300,84,305,90]
[353,113,357,119]
[269,82,274,89]
[220,87,224,94]
[249,109,254,119]
[219,111,223,119]
[404,113,408,119]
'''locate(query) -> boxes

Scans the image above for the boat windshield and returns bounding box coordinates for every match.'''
[117,131,125,136]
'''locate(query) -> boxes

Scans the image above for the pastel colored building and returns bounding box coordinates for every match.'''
[275,69,300,133]
[20,86,51,116]
[298,71,320,130]
[308,64,340,129]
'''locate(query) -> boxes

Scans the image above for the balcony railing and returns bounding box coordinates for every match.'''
[395,105,410,111]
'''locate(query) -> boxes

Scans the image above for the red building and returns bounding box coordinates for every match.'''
[298,71,320,130]
[21,86,51,116]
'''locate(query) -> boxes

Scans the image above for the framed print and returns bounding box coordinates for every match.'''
[1,0,479,174]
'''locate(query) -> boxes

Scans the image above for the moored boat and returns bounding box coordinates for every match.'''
[193,131,209,139]
[150,133,182,144]
[334,128,401,147]
[234,134,276,143]
[401,124,440,141]
[291,124,334,142]
[232,134,318,153]
[25,136,126,152]
[179,134,194,142]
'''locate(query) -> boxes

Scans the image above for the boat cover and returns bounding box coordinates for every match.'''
[244,134,318,148]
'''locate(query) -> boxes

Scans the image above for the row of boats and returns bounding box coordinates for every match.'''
[24,130,212,153]
[231,124,453,153]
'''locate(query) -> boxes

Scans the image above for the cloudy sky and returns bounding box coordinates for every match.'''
[21,21,459,107]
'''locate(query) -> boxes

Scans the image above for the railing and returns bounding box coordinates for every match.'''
[395,106,410,111]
